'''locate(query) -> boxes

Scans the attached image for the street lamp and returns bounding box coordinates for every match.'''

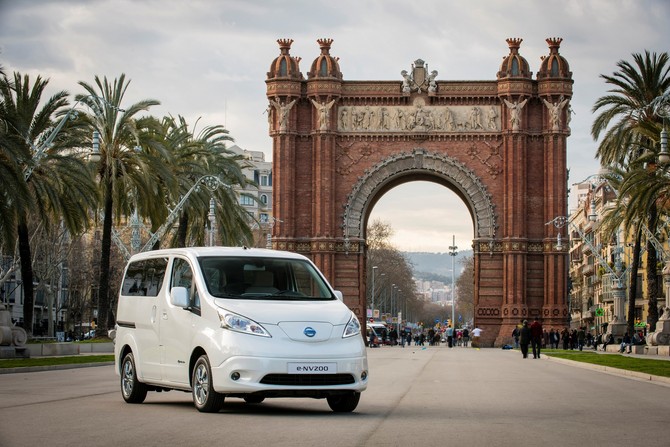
[652,94,670,164]
[139,175,230,255]
[371,265,378,321]
[449,235,458,329]
[90,130,101,163]
[208,198,216,246]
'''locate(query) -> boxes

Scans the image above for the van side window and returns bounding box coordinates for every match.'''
[122,258,168,297]
[171,258,199,309]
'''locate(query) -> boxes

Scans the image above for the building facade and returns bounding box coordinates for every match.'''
[228,145,274,247]
[568,177,666,337]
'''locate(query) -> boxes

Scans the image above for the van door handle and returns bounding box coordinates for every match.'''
[162,311,168,320]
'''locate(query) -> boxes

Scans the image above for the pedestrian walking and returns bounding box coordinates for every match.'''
[519,320,531,358]
[530,318,543,359]
[577,327,586,351]
[462,327,470,347]
[561,328,569,350]
[512,325,520,348]
[446,325,454,348]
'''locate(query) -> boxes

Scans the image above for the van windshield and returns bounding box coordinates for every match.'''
[198,256,336,301]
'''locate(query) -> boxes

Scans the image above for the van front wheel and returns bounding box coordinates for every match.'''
[121,352,147,404]
[192,355,225,413]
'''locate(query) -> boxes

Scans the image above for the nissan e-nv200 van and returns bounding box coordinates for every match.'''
[114,247,368,413]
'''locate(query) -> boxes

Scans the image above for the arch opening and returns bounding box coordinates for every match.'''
[343,149,497,246]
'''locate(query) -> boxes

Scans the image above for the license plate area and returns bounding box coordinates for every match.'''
[287,362,338,374]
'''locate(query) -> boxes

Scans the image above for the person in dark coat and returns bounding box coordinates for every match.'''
[519,320,531,358]
[530,318,543,359]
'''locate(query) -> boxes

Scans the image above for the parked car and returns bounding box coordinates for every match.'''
[83,330,95,340]
[114,247,368,413]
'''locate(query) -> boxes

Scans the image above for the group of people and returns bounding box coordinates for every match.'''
[511,320,648,358]
[367,324,483,349]
[513,323,594,353]
[513,318,544,359]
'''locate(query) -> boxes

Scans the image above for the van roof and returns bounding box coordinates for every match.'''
[126,247,310,262]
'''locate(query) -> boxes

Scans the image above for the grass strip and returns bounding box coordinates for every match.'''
[543,350,670,378]
[0,355,114,369]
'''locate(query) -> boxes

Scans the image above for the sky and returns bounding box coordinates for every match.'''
[1,0,669,253]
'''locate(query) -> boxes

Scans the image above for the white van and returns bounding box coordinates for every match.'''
[114,247,368,413]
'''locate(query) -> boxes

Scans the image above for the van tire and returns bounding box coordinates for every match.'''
[327,392,360,412]
[121,352,148,404]
[192,355,225,413]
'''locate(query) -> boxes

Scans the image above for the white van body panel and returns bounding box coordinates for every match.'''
[114,247,368,405]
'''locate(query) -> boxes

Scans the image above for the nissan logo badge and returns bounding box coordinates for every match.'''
[304,327,316,337]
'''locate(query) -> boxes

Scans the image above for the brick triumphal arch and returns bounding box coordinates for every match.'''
[266,38,573,346]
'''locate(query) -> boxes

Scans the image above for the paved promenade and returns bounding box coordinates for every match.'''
[1,345,669,446]
[361,345,669,446]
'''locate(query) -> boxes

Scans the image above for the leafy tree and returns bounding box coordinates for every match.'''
[456,255,474,324]
[366,219,418,322]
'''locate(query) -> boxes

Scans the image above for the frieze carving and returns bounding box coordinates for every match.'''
[466,140,503,178]
[477,307,501,316]
[274,240,361,254]
[478,241,502,253]
[437,83,497,93]
[336,141,375,176]
[338,105,501,133]
[341,84,400,94]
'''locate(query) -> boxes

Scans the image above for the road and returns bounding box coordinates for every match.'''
[1,346,668,446]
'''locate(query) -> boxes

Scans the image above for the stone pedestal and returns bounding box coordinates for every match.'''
[0,303,29,358]
[606,283,626,339]
[647,307,670,346]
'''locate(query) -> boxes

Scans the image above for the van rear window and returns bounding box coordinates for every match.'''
[122,258,169,297]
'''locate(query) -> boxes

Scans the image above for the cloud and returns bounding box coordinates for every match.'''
[1,0,668,252]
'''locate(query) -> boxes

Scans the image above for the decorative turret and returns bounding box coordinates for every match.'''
[308,38,342,79]
[267,38,302,79]
[497,38,531,79]
[537,38,572,79]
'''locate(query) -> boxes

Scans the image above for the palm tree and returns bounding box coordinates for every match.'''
[77,74,162,337]
[0,74,32,249]
[0,72,98,335]
[592,51,670,332]
[153,115,253,248]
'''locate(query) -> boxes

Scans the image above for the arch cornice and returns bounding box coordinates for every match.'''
[342,148,497,241]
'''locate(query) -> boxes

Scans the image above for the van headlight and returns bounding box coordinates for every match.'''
[343,313,361,338]
[218,309,271,337]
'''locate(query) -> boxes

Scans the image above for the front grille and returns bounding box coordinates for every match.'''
[260,373,355,386]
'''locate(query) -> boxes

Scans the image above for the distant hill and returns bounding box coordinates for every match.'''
[404,251,473,281]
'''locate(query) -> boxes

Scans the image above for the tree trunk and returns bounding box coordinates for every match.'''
[646,204,660,332]
[96,178,114,337]
[176,212,189,248]
[17,220,34,336]
[627,226,642,336]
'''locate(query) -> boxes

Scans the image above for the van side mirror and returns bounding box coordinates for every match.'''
[334,290,343,301]
[170,286,189,307]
